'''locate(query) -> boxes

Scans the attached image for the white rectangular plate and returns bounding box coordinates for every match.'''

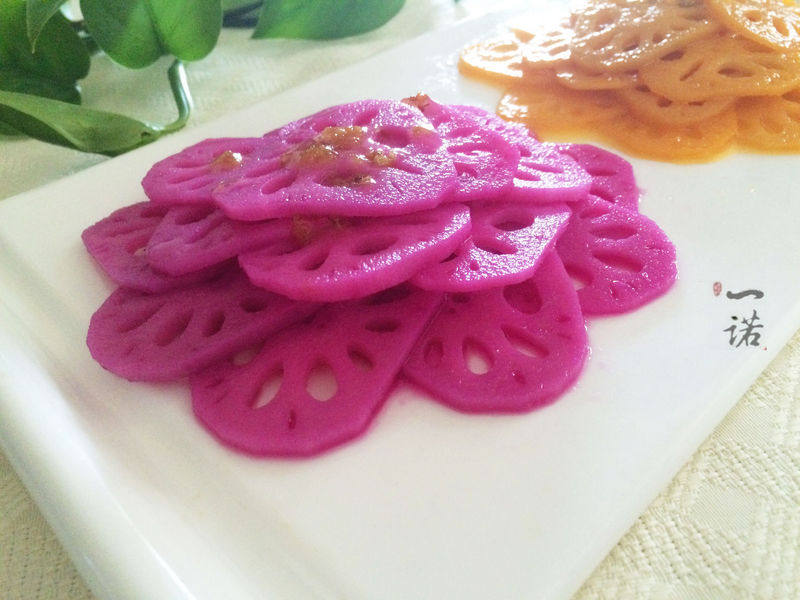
[2,13,800,600]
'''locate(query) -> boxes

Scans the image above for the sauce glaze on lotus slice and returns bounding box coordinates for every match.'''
[213,99,458,219]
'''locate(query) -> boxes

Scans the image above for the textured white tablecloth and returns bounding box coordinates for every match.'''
[1,1,798,597]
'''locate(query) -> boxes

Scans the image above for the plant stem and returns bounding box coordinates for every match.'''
[162,60,192,134]
[79,32,100,55]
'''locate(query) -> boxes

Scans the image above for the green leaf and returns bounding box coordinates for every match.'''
[0,90,163,155]
[0,121,22,136]
[0,0,90,85]
[253,0,405,39]
[80,0,222,69]
[25,0,66,51]
[0,68,80,103]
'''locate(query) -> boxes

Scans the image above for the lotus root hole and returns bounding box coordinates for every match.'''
[375,126,411,148]
[391,213,435,226]
[154,311,192,347]
[167,171,200,185]
[186,178,213,191]
[364,318,401,333]
[448,141,483,155]
[268,240,303,257]
[442,252,459,263]
[261,172,297,194]
[589,185,615,203]
[352,234,398,256]
[502,327,549,358]
[311,117,334,132]
[584,165,617,177]
[661,50,683,62]
[126,239,147,255]
[117,304,164,333]
[306,361,338,402]
[474,237,517,256]
[203,374,225,391]
[423,339,444,368]
[232,346,259,366]
[240,297,270,313]
[590,224,637,240]
[515,168,542,183]
[366,285,413,305]
[718,67,753,79]
[253,367,283,409]
[493,215,534,231]
[462,338,493,375]
[138,205,170,219]
[679,61,703,82]
[202,311,226,337]
[347,346,374,371]
[593,251,643,273]
[580,204,611,219]
[174,206,215,225]
[503,280,543,314]
[565,264,593,290]
[528,161,565,174]
[455,163,479,178]
[610,280,635,301]
[773,17,789,36]
[302,251,329,271]
[246,159,281,178]
[354,108,379,126]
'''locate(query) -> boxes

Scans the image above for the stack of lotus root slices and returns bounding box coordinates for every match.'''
[460,0,800,161]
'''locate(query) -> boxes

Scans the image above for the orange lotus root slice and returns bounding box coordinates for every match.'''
[736,89,800,151]
[599,107,737,161]
[516,18,575,69]
[640,34,800,102]
[708,0,800,51]
[617,84,736,125]
[497,82,626,138]
[569,0,720,72]
[459,32,528,83]
[555,64,638,90]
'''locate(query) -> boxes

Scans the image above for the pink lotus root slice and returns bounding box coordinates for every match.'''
[81,202,221,293]
[403,252,588,413]
[190,284,443,457]
[87,268,318,382]
[452,104,537,145]
[556,195,677,315]
[412,202,571,292]
[557,144,640,212]
[403,95,520,202]
[510,141,592,203]
[239,203,472,301]
[452,105,592,203]
[146,205,293,276]
[141,137,274,205]
[213,99,458,219]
